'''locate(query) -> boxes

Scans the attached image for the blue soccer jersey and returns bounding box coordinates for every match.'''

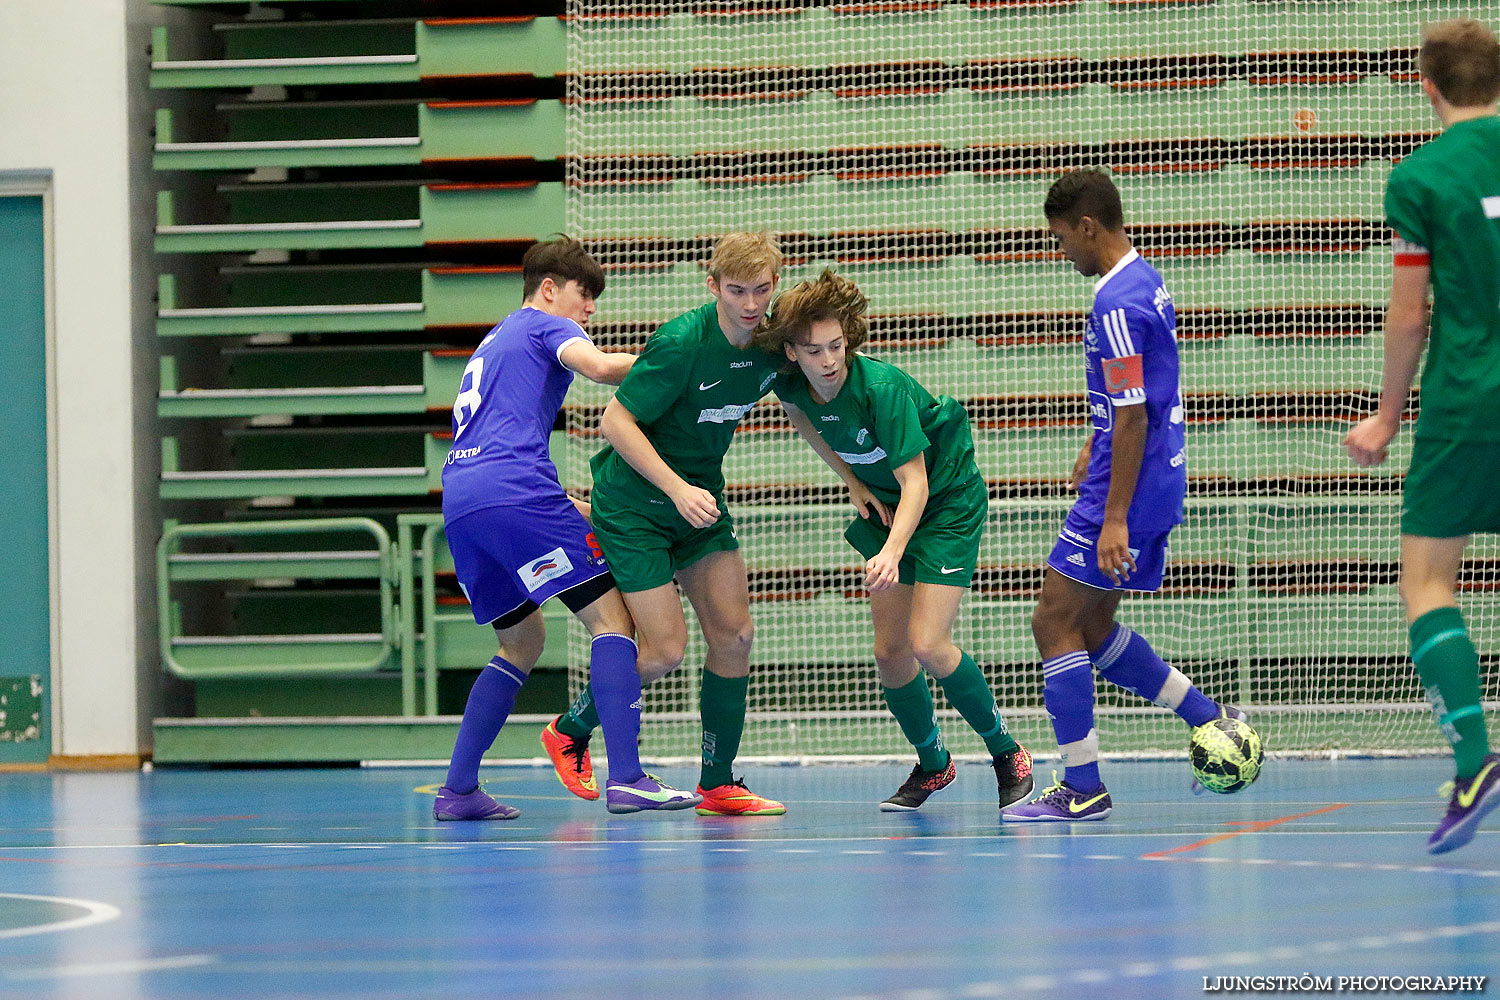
[1072,249,1186,530]
[441,307,591,521]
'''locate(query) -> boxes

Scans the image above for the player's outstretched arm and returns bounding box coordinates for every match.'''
[559,340,636,386]
[780,400,891,525]
[599,398,720,528]
[1343,262,1431,467]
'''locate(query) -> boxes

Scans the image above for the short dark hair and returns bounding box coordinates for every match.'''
[1419,18,1500,108]
[1043,169,1124,231]
[522,236,606,301]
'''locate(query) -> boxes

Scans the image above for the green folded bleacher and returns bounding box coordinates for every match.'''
[150,17,565,89]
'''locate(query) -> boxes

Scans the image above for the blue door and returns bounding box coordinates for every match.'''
[0,194,50,762]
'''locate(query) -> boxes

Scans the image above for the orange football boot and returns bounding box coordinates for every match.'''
[695,778,785,816]
[540,718,599,801]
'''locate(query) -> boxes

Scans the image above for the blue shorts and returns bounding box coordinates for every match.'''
[444,494,615,627]
[1045,506,1173,593]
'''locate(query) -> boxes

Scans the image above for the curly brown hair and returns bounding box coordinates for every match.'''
[753,269,870,358]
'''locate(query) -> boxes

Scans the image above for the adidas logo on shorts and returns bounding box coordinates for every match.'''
[1067,552,1086,567]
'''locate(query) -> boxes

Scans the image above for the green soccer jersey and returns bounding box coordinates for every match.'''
[1384,115,1500,442]
[774,354,979,505]
[591,302,781,497]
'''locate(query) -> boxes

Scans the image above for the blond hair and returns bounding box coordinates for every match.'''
[707,231,784,282]
[1420,18,1500,107]
[754,269,870,356]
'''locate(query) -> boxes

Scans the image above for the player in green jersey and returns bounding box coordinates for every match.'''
[542,232,787,816]
[754,270,1034,811]
[1343,18,1500,854]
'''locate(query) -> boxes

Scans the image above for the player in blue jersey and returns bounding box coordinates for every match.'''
[1004,170,1244,822]
[434,237,701,820]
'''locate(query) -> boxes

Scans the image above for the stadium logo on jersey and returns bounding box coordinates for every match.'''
[519,546,574,593]
[1102,355,1145,394]
[821,414,839,421]
[730,360,754,369]
[698,403,756,424]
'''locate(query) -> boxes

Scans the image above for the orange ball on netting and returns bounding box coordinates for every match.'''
[1293,108,1318,132]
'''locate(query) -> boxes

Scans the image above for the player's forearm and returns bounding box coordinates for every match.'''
[1374,319,1428,425]
[1103,406,1146,524]
[884,460,928,556]
[600,399,692,497]
[1372,263,1431,426]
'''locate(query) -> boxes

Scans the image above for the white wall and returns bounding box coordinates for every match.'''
[0,0,143,755]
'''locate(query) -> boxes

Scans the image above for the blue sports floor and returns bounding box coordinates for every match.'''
[1,759,1496,1000]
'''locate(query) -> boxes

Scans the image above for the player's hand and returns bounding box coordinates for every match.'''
[865,548,901,593]
[669,484,720,529]
[1097,519,1135,586]
[1343,415,1398,468]
[567,495,592,521]
[1067,439,1092,491]
[847,481,892,527]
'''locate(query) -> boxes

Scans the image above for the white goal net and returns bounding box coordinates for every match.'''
[561,0,1498,761]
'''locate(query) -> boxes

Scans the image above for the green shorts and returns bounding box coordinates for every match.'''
[589,485,740,593]
[844,475,987,587]
[1402,437,1500,538]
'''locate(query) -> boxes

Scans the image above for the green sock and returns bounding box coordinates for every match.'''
[876,677,948,773]
[1411,607,1490,779]
[937,651,1019,757]
[882,674,950,772]
[556,682,599,739]
[699,670,749,789]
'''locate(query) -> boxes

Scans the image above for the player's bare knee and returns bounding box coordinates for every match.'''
[498,632,544,670]
[1030,600,1064,646]
[910,635,955,674]
[588,610,635,641]
[872,636,911,669]
[706,620,754,659]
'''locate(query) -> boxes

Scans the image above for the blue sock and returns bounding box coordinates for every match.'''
[589,633,644,784]
[1091,623,1217,727]
[445,656,526,793]
[1042,650,1102,791]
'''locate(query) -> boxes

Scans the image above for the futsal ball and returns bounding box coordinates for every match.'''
[1189,716,1264,794]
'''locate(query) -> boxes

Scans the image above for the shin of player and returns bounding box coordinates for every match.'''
[1342,19,1500,854]
[756,270,1032,812]
[546,233,788,817]
[436,237,700,820]
[1003,170,1240,823]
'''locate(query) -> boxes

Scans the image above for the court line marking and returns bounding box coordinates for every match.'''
[3,843,1491,877]
[1141,803,1352,857]
[837,919,1500,999]
[0,826,1475,852]
[5,954,217,981]
[0,893,121,940]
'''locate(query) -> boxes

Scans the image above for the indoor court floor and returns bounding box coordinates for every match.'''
[1,759,1496,1000]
